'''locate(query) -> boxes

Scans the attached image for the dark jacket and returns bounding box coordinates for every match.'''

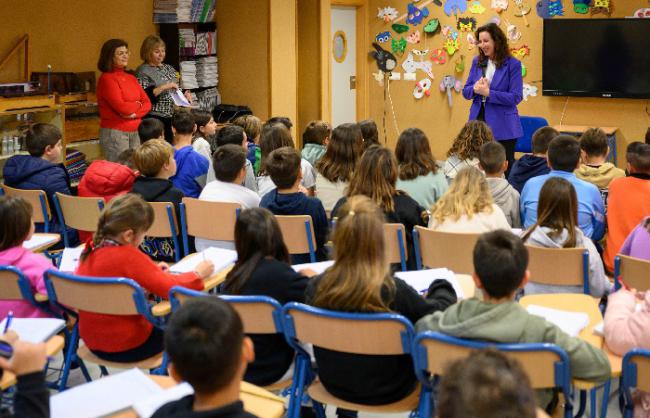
[260,189,328,264]
[221,258,309,386]
[332,193,426,270]
[151,398,256,418]
[305,275,457,405]
[507,154,550,194]
[0,372,49,418]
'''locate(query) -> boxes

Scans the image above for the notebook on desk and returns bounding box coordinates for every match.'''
[0,318,65,344]
[170,247,238,276]
[22,234,59,251]
[526,305,590,337]
[292,260,335,275]
[133,382,194,418]
[395,268,465,300]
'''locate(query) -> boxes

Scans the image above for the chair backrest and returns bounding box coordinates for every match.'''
[44,269,155,323]
[384,223,407,272]
[275,215,317,262]
[180,198,241,256]
[614,254,650,291]
[525,245,590,294]
[413,227,479,274]
[54,193,104,233]
[1,185,51,228]
[281,302,414,356]
[412,331,571,394]
[622,348,650,399]
[0,266,32,302]
[515,116,549,153]
[146,202,181,261]
[169,286,283,334]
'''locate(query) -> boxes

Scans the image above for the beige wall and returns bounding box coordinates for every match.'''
[297,0,323,140]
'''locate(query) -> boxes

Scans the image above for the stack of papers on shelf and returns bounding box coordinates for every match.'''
[170,247,237,276]
[196,87,220,111]
[196,56,218,87]
[191,0,216,22]
[176,0,192,22]
[526,305,590,337]
[0,318,66,343]
[395,268,465,299]
[178,28,196,56]
[180,61,198,89]
[195,31,216,55]
[153,0,179,23]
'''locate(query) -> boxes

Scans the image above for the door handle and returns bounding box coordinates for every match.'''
[349,76,356,90]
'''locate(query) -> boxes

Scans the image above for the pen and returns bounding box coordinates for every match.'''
[3,311,13,334]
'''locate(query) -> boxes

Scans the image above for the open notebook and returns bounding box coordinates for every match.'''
[395,268,465,300]
[526,305,590,337]
[22,234,59,251]
[170,247,238,276]
[133,382,194,418]
[292,260,334,275]
[0,318,65,344]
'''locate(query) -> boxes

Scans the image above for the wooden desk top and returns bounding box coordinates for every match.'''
[554,125,618,136]
[23,233,61,253]
[0,334,65,390]
[110,376,285,418]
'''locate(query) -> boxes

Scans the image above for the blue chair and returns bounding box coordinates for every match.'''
[179,198,241,257]
[515,116,549,153]
[622,348,650,418]
[525,245,590,295]
[281,302,419,418]
[0,266,61,318]
[53,193,104,248]
[146,202,182,262]
[385,223,408,272]
[614,254,650,291]
[275,215,317,263]
[412,331,574,418]
[44,269,166,391]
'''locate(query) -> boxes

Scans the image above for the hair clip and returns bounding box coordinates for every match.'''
[348,210,356,217]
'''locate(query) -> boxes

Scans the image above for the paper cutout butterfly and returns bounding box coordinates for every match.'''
[407,30,421,44]
[510,44,530,58]
[407,3,430,25]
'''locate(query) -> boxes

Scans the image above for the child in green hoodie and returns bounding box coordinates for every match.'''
[301,120,331,167]
[415,230,611,412]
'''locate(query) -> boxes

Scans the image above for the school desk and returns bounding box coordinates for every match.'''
[455,274,476,299]
[0,334,65,390]
[110,376,285,418]
[22,233,61,253]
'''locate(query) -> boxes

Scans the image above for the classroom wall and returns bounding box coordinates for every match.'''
[367,0,650,164]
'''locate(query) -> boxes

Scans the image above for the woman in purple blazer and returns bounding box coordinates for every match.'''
[463,23,523,175]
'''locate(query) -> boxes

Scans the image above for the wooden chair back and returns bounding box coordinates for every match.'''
[55,193,104,232]
[1,185,50,223]
[275,215,317,257]
[636,353,650,393]
[384,223,407,270]
[616,254,650,291]
[0,268,25,301]
[414,227,479,274]
[147,202,178,238]
[526,245,588,292]
[181,198,241,241]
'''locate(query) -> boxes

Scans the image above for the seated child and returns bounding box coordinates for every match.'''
[138,118,165,143]
[508,126,557,193]
[78,149,137,202]
[618,216,650,261]
[0,196,56,319]
[521,177,610,297]
[208,125,257,192]
[479,141,521,228]
[195,145,261,252]
[151,297,256,418]
[76,194,213,363]
[575,128,625,205]
[132,139,184,261]
[429,167,511,233]
[170,110,209,198]
[301,120,331,166]
[395,127,448,209]
[416,230,611,411]
[438,349,538,418]
[221,207,312,386]
[359,119,379,150]
[233,115,263,174]
[443,120,493,182]
[260,147,328,264]
[191,110,217,161]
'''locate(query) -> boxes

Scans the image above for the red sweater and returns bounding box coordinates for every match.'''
[76,245,203,353]
[97,68,151,132]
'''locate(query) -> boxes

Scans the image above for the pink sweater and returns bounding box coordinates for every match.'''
[0,246,54,319]
[604,289,650,417]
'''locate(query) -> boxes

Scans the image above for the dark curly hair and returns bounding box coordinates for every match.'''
[475,23,511,68]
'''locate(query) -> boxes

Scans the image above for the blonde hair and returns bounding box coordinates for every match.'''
[430,167,494,225]
[233,115,262,143]
[133,139,174,177]
[448,120,494,160]
[346,145,398,213]
[140,35,165,63]
[311,196,394,312]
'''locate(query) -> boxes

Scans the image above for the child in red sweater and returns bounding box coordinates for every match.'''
[76,194,213,362]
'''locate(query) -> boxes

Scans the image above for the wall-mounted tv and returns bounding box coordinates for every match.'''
[543,18,650,99]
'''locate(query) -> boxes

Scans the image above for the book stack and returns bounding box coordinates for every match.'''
[195,88,220,111]
[195,31,216,56]
[191,0,216,23]
[176,0,192,22]
[196,56,218,88]
[153,0,178,23]
[180,61,199,89]
[178,28,196,57]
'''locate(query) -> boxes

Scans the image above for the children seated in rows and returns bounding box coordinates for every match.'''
[190,109,217,161]
[301,120,331,167]
[575,127,625,191]
[508,126,557,193]
[479,141,521,228]
[137,118,165,143]
[208,124,257,192]
[444,120,493,182]
[78,149,137,203]
[359,119,379,150]
[233,114,263,173]
[170,110,209,198]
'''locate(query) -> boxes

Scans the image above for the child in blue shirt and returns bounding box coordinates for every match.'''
[170,110,208,198]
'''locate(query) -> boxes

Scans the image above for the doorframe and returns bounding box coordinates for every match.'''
[320,0,368,124]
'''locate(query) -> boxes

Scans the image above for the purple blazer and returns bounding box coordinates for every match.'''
[462,56,524,141]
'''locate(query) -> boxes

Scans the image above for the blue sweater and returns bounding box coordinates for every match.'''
[508,154,550,194]
[170,146,209,198]
[260,189,328,264]
[520,170,606,240]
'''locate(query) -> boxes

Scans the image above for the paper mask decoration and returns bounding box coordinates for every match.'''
[377,7,399,22]
[431,48,448,64]
[506,21,522,41]
[444,38,460,55]
[536,0,564,18]
[490,15,502,25]
[440,75,462,107]
[631,8,650,18]
[413,78,432,99]
[444,0,468,16]
[424,18,440,34]
[376,31,392,43]
[514,0,531,26]
[467,33,477,50]
[407,30,421,44]
[469,1,487,13]
[455,55,466,73]
[523,83,538,101]
[591,0,612,16]
[406,3,430,25]
[573,0,590,13]
[521,63,527,77]
[392,37,407,55]
[492,0,509,12]
[392,23,410,33]
[510,44,530,58]
[370,42,398,73]
[402,51,435,78]
[457,17,477,32]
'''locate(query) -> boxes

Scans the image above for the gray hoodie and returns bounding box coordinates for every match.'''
[523,226,611,297]
[486,177,521,228]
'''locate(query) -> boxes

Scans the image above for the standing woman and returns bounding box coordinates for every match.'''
[462,23,523,175]
[136,35,192,144]
[96,39,151,162]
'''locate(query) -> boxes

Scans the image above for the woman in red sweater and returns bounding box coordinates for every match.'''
[76,194,213,362]
[97,39,152,162]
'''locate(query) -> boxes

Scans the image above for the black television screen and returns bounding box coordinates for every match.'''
[543,18,650,99]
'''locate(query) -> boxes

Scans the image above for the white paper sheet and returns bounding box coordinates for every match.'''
[170,247,237,276]
[395,268,465,300]
[526,305,590,337]
[170,88,192,107]
[133,382,194,418]
[0,318,65,344]
[50,369,163,418]
[22,234,58,251]
[59,245,85,272]
[292,260,335,275]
